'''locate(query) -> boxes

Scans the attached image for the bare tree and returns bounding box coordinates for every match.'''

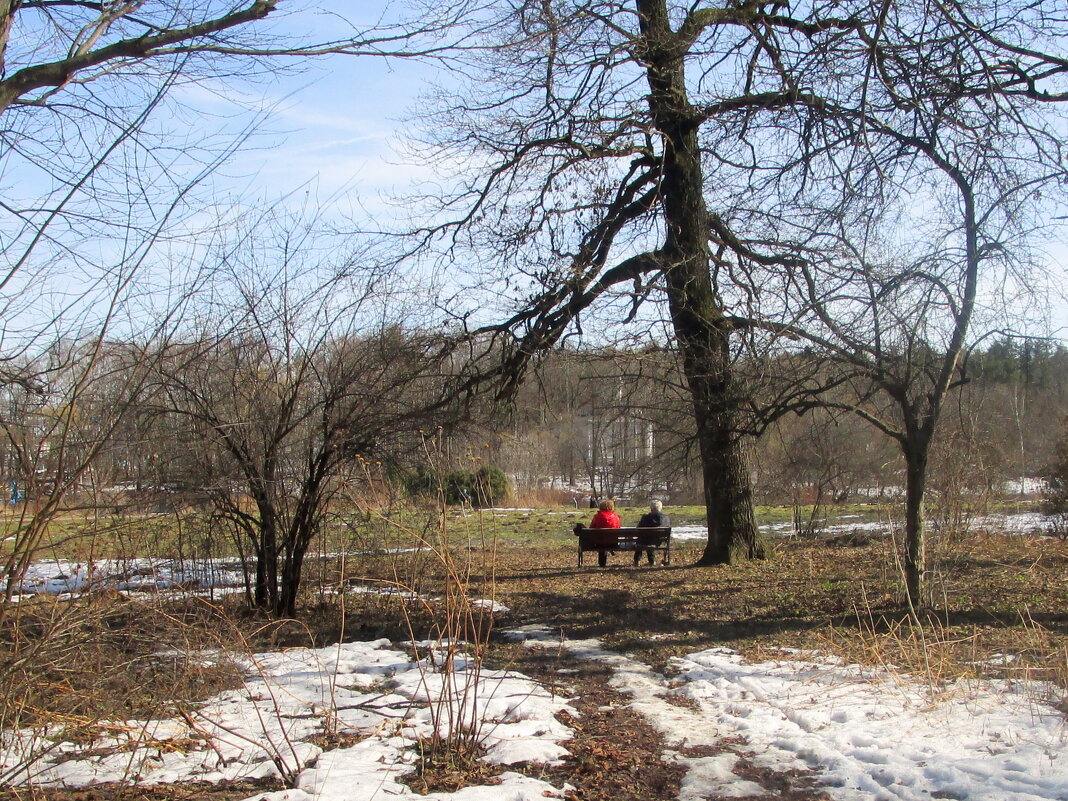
[407,0,1067,577]
[0,320,176,617]
[0,0,472,610]
[0,0,480,395]
[1,0,468,348]
[150,217,458,617]
[416,0,792,563]
[745,3,1068,606]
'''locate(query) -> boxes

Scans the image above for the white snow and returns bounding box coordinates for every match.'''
[1004,479,1047,496]
[339,586,508,616]
[969,512,1051,535]
[7,556,247,596]
[3,622,1067,799]
[469,598,510,614]
[504,626,1068,801]
[671,648,1068,800]
[345,583,427,601]
[6,551,420,600]
[0,639,574,801]
[669,525,711,541]
[672,511,1058,542]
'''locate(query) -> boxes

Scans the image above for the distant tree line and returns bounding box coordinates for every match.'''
[482,340,1068,505]
[3,319,1067,616]
[4,0,1068,618]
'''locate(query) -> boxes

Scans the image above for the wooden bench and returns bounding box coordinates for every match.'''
[572,525,672,566]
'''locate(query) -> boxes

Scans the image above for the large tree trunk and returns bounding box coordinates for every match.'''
[253,500,279,611]
[638,0,762,564]
[673,304,762,563]
[277,518,316,618]
[902,434,930,611]
[277,548,304,619]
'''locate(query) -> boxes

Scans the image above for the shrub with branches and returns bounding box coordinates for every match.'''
[403,465,511,508]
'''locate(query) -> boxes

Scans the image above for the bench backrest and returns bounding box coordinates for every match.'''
[574,526,671,548]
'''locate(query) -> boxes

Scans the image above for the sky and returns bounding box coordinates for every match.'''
[210,58,429,208]
[0,1,449,347]
[188,1,1068,342]
[8,0,1065,343]
[197,1,445,221]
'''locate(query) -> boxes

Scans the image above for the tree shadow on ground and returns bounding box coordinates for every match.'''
[489,533,1068,676]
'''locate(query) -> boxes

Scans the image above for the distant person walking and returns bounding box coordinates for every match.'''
[634,499,669,566]
[589,498,621,567]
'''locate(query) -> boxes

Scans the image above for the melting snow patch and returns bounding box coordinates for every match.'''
[502,628,1068,801]
[1,640,574,799]
[470,598,509,614]
[8,557,247,596]
[669,525,709,541]
[671,648,1068,800]
[668,751,765,799]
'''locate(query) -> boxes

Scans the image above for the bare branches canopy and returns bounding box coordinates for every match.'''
[406,0,1068,585]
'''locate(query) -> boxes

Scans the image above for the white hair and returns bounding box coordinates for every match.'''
[650,499,663,512]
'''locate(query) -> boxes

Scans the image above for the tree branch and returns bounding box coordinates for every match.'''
[0,0,278,113]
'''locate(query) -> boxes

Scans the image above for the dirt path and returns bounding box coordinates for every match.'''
[494,643,686,800]
[493,635,833,801]
[1,638,832,801]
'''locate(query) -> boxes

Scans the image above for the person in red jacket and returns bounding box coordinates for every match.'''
[589,499,621,567]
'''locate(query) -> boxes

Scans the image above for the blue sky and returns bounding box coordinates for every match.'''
[0,1,453,348]
[3,2,1061,352]
[171,1,1068,341]
[197,2,442,218]
[225,62,429,204]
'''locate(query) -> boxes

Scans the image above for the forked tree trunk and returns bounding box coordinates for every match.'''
[277,549,304,619]
[252,501,279,610]
[277,523,316,618]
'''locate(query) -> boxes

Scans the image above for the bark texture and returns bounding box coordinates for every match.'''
[638,0,763,563]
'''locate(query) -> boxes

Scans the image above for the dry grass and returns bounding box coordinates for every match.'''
[1,519,1064,798]
[290,521,1067,704]
[405,743,502,795]
[467,531,1068,692]
[0,594,243,730]
[7,526,1064,729]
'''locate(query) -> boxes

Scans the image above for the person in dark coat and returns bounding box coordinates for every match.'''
[634,499,669,566]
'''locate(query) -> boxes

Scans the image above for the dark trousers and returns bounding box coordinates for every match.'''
[633,548,655,566]
[598,549,608,567]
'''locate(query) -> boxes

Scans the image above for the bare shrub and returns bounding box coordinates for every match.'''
[0,592,243,785]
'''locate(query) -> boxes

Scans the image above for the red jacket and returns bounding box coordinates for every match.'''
[590,509,621,529]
